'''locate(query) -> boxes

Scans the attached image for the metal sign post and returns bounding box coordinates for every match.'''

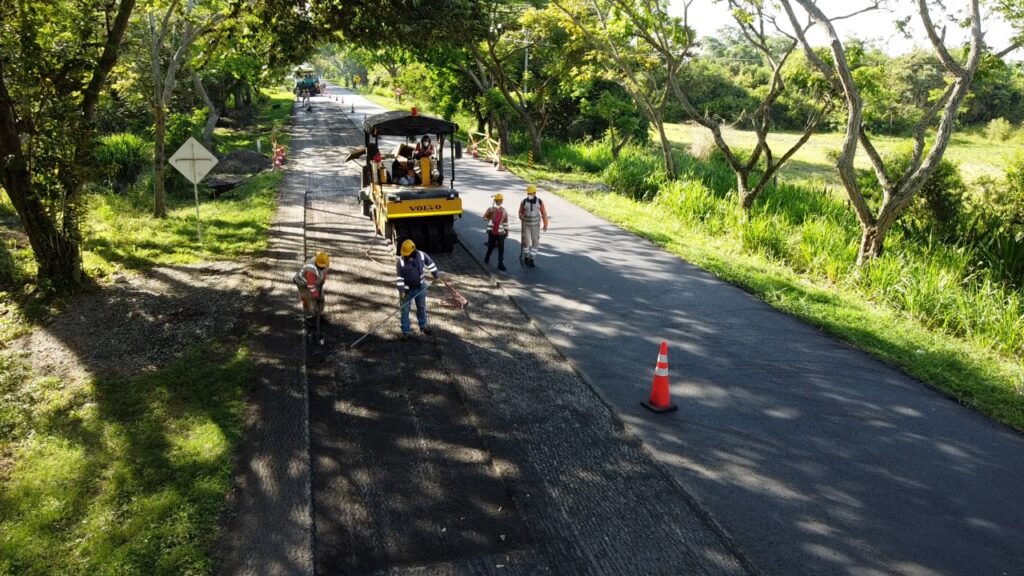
[168,137,218,242]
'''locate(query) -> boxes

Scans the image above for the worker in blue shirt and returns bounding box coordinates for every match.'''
[395,239,441,338]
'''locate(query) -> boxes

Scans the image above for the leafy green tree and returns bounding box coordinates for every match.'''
[313,0,485,52]
[553,0,680,177]
[0,0,137,289]
[579,81,649,158]
[600,0,833,209]
[960,53,1024,124]
[143,0,222,218]
[461,2,587,160]
[783,0,985,263]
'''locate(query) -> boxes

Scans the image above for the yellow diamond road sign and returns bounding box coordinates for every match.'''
[169,137,218,184]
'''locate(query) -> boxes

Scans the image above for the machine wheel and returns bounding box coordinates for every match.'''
[439,220,456,252]
[362,198,372,217]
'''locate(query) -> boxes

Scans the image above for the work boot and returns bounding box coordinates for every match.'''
[497,263,506,271]
[400,332,411,340]
[420,326,433,336]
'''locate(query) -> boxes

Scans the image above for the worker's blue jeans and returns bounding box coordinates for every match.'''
[400,287,428,334]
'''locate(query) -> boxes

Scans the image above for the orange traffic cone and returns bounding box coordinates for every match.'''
[642,341,677,413]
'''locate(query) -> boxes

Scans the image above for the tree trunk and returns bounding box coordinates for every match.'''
[495,116,510,155]
[0,0,134,290]
[153,105,167,217]
[857,223,887,264]
[655,121,677,179]
[739,181,757,210]
[526,121,543,163]
[610,130,628,159]
[0,149,82,289]
[193,70,219,152]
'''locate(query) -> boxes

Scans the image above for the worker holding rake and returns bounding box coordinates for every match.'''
[396,239,441,339]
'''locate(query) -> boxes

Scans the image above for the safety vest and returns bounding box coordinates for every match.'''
[293,257,327,296]
[396,251,438,291]
[486,206,508,236]
[520,196,544,224]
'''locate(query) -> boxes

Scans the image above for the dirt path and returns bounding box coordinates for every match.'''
[268,89,757,576]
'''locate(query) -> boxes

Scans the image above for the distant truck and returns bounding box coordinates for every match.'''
[352,110,462,253]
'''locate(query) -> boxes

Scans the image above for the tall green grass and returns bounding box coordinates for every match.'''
[94,134,152,193]
[591,145,1024,359]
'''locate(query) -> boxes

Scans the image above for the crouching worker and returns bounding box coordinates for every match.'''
[294,251,330,328]
[396,239,441,339]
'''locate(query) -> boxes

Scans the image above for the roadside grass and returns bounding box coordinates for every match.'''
[0,88,290,573]
[0,341,248,575]
[664,122,1013,190]
[81,171,281,278]
[563,188,1024,430]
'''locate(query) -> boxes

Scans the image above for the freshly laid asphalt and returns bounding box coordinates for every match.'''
[333,89,1024,576]
[221,87,757,575]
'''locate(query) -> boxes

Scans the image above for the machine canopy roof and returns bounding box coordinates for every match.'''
[363,111,458,137]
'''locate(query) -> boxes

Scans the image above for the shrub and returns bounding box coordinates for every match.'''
[741,214,793,261]
[996,154,1024,230]
[165,109,206,154]
[94,133,152,193]
[674,151,735,196]
[986,117,1014,142]
[655,179,727,229]
[602,146,666,201]
[796,217,857,282]
[855,148,966,238]
[541,139,613,173]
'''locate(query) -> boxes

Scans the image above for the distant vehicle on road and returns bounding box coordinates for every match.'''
[350,109,462,253]
[294,64,322,96]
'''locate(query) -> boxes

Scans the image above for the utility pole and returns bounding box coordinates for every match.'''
[523,30,530,97]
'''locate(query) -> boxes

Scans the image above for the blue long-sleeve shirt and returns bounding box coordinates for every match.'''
[396,251,439,292]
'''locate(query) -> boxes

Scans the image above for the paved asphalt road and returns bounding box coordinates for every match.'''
[284,87,755,575]
[336,88,1024,576]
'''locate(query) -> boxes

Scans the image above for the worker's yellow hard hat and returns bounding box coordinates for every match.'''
[315,251,329,267]
[526,184,537,195]
[400,239,416,257]
[494,193,504,202]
